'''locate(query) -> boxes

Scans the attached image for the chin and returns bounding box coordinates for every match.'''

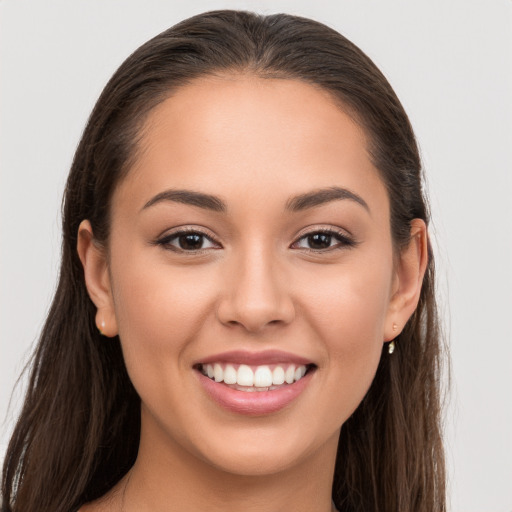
[198,441,314,477]
[184,416,340,479]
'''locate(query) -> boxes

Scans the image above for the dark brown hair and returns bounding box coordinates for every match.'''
[2,10,446,512]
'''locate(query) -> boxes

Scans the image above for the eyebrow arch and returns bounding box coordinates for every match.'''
[142,189,227,212]
[141,185,369,215]
[285,186,370,213]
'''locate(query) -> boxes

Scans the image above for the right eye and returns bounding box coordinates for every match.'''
[156,229,220,253]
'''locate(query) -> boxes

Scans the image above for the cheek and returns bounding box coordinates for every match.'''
[298,256,393,349]
[293,252,393,415]
[109,249,218,373]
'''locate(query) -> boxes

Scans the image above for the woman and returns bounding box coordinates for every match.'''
[1,10,446,512]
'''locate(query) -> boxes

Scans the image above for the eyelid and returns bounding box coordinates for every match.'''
[153,224,357,254]
[293,224,353,240]
[155,226,222,252]
[291,225,357,251]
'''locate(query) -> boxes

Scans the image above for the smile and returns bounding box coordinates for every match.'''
[198,363,310,391]
[194,351,317,415]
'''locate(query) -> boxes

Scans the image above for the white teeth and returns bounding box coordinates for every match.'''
[285,365,296,384]
[294,365,306,381]
[223,364,237,384]
[214,363,223,383]
[237,365,254,386]
[272,366,285,385]
[254,366,273,387]
[201,362,310,388]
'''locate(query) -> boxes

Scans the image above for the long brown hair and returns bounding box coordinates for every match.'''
[2,10,447,512]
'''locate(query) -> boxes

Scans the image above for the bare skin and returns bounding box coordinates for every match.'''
[78,75,427,512]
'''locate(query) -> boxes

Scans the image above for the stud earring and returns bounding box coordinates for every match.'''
[98,319,106,336]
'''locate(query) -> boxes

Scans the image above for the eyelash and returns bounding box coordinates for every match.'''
[292,228,357,252]
[155,227,357,254]
[155,228,221,254]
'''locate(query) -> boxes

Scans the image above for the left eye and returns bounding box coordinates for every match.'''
[292,230,354,251]
[157,231,219,252]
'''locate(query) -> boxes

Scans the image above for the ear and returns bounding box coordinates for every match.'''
[384,219,428,341]
[77,220,118,337]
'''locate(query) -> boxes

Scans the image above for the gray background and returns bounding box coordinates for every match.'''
[1,1,511,510]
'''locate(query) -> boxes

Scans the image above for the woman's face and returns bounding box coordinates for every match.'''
[86,76,414,476]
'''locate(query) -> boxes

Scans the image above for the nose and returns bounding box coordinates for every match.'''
[216,246,295,333]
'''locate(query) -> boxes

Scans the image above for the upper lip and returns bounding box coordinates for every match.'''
[194,350,314,367]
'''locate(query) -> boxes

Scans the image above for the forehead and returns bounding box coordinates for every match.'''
[115,75,388,217]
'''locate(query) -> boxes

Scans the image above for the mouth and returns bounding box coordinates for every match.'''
[193,351,317,415]
[195,362,316,392]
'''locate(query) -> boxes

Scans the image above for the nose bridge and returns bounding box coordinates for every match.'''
[217,239,295,332]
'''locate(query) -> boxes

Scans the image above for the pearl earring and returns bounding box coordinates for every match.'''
[388,323,398,354]
[98,319,106,335]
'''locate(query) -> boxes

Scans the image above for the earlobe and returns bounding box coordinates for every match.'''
[77,220,118,337]
[384,219,428,342]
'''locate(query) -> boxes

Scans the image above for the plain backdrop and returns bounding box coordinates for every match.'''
[1,1,511,511]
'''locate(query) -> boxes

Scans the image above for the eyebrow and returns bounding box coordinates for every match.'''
[285,186,369,213]
[142,189,226,212]
[142,186,369,214]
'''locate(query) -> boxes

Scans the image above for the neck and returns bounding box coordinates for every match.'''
[121,415,340,512]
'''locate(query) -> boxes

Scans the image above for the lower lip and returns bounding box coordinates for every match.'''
[196,370,314,416]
